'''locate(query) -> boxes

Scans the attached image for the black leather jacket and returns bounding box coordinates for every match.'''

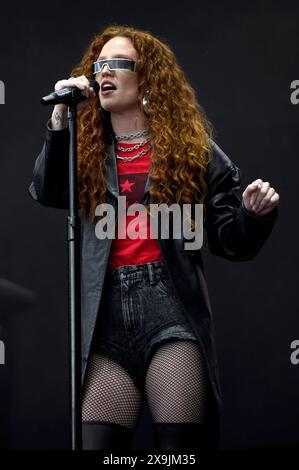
[29,121,278,415]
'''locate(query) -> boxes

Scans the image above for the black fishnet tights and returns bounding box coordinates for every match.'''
[82,340,210,429]
[82,353,143,429]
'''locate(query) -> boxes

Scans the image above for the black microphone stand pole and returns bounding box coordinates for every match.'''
[41,81,99,449]
[67,103,82,450]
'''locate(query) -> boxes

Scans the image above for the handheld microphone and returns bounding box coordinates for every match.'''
[40,79,99,106]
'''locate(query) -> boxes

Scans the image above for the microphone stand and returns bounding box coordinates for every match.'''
[67,103,82,450]
[41,81,99,450]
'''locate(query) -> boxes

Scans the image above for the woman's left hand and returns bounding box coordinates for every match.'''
[242,179,280,216]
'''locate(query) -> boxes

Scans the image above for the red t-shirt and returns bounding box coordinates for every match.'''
[108,141,164,269]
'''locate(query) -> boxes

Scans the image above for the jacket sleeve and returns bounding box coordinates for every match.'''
[28,119,70,209]
[204,140,278,261]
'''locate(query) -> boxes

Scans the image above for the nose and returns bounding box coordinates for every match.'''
[101,64,114,75]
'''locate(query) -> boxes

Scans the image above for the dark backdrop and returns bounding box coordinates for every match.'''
[0,0,298,449]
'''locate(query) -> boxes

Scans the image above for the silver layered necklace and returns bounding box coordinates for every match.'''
[114,128,150,141]
[113,128,152,162]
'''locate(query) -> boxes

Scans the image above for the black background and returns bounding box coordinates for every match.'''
[0,0,298,449]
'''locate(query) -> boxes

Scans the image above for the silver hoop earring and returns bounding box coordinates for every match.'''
[141,90,150,117]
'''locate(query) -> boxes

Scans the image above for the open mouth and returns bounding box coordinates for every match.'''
[101,82,117,94]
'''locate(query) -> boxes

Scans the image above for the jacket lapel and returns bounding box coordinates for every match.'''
[105,144,119,198]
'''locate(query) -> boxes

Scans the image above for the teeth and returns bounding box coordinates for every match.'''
[102,83,115,91]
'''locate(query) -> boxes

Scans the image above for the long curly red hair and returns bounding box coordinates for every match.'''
[70,25,214,225]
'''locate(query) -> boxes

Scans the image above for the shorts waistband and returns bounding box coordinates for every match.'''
[107,260,169,284]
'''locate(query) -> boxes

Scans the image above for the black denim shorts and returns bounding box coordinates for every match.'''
[90,260,197,394]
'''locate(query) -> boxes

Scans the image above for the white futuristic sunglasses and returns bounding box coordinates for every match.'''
[93,58,137,74]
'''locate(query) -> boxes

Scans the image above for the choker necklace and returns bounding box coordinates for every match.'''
[113,128,149,141]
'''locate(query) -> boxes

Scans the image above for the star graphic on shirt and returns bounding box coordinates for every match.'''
[120,179,135,193]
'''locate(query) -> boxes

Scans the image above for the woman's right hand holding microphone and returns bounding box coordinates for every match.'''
[51,75,98,130]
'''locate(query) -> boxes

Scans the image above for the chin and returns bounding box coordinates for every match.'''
[100,101,119,113]
[100,97,138,115]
